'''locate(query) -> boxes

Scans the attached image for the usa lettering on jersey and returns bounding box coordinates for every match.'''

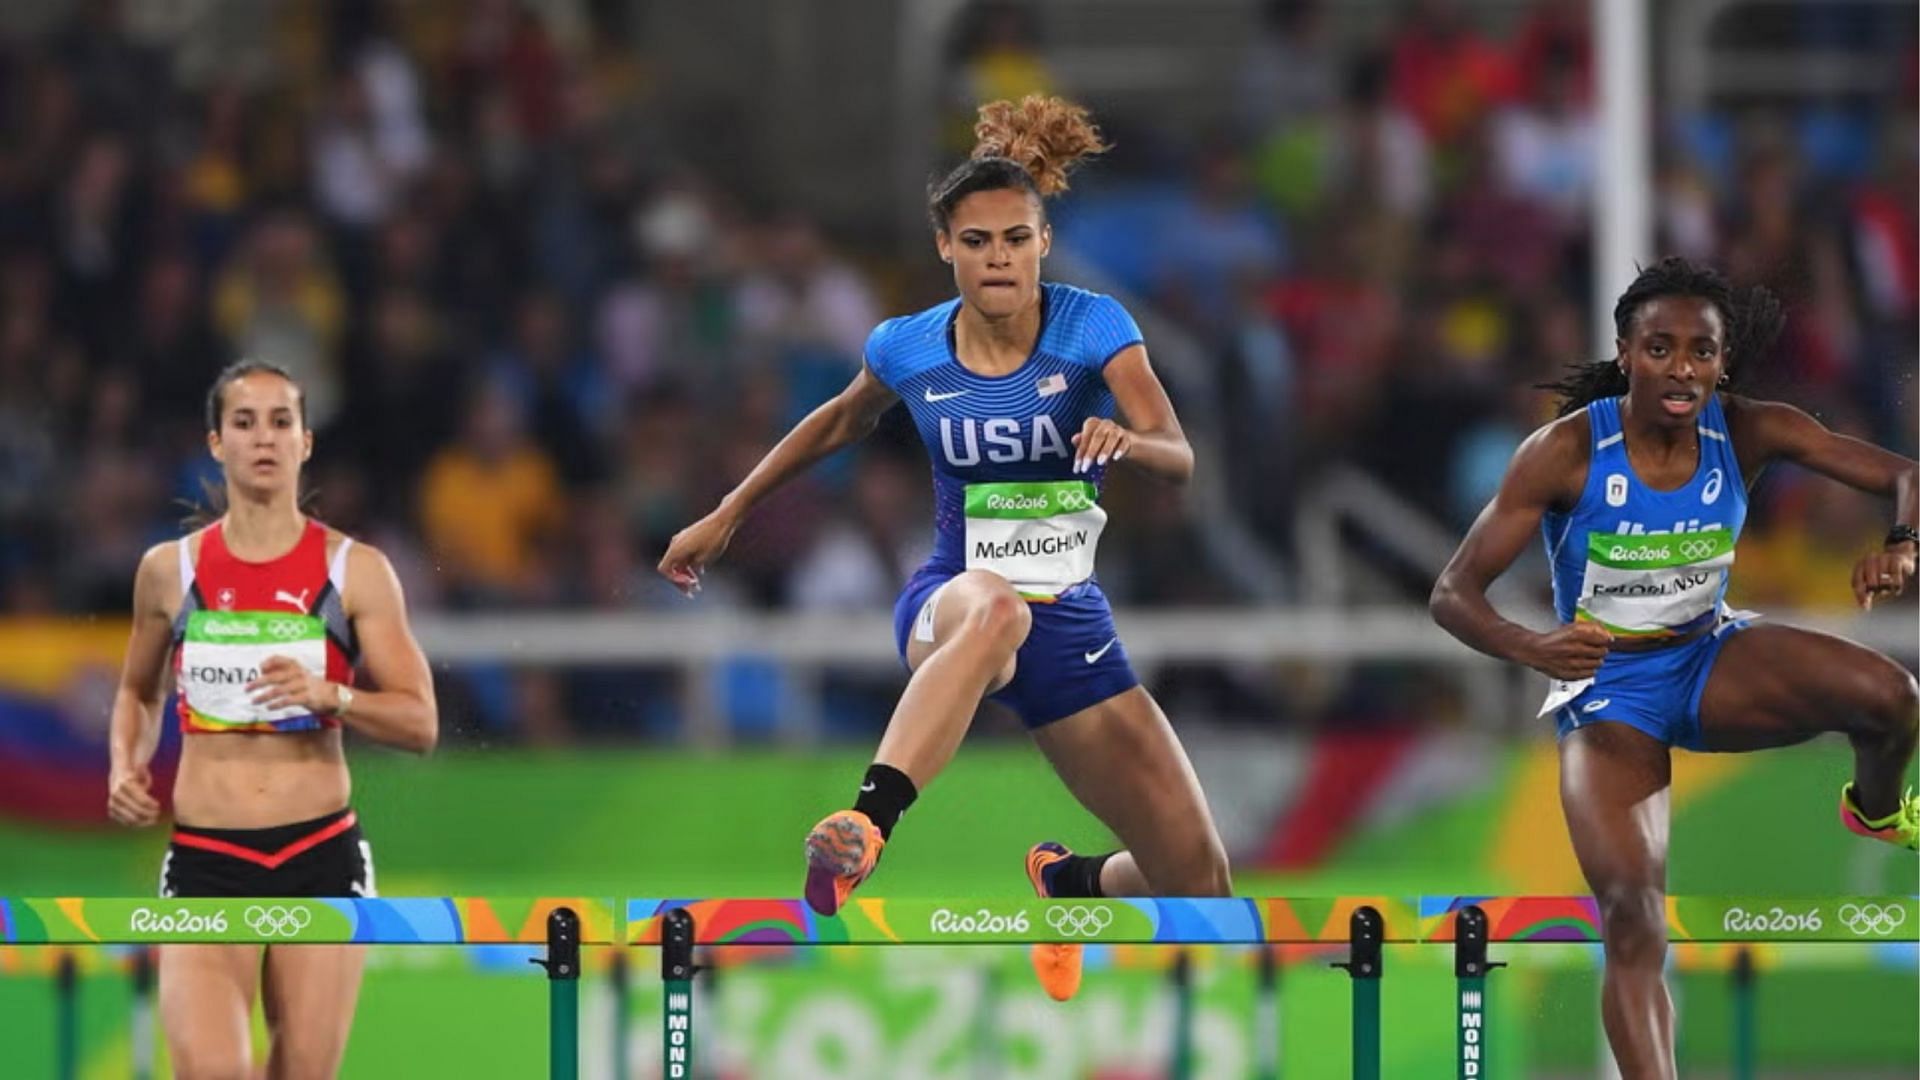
[939,415,1071,467]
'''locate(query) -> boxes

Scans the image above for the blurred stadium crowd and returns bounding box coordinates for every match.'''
[0,0,1911,737]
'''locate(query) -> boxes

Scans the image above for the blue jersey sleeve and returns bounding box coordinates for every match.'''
[863,318,900,390]
[1082,293,1145,368]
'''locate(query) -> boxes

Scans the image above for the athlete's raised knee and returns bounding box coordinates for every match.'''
[1865,667,1919,739]
[954,576,1031,651]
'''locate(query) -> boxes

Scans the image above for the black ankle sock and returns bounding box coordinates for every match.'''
[852,764,917,841]
[1046,852,1114,898]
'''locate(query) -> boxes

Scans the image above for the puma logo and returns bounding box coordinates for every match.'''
[274,588,311,611]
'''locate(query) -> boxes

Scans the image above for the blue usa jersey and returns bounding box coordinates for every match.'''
[865,283,1144,579]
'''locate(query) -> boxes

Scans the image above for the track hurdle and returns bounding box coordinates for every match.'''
[0,897,616,1080]
[634,894,1918,1078]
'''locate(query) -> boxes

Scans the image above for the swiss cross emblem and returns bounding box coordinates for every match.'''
[217,587,236,610]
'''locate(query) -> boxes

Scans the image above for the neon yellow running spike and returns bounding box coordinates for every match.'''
[1839,783,1920,851]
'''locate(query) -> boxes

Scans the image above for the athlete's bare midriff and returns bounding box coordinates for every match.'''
[173,729,350,828]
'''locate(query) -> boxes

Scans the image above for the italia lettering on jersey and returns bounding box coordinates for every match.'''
[1610,518,1719,536]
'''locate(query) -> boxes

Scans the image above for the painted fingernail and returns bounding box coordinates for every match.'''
[1097,454,1110,466]
[1073,458,1085,473]
[1113,448,1127,460]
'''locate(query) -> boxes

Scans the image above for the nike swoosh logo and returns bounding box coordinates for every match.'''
[1084,639,1117,664]
[924,388,968,402]
[859,782,876,793]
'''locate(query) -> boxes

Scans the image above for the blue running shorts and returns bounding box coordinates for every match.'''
[1549,617,1753,749]
[891,568,1140,729]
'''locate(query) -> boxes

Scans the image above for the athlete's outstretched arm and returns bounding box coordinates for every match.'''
[248,545,438,753]
[1724,395,1918,607]
[658,365,899,595]
[1430,419,1612,682]
[1074,344,1192,483]
[107,543,177,826]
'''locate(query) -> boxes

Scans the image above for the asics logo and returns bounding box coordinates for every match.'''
[266,619,309,640]
[1046,905,1114,938]
[1839,903,1908,937]
[1084,639,1117,664]
[924,388,968,402]
[1677,538,1718,560]
[1701,468,1723,505]
[244,904,313,938]
[1581,698,1611,713]
[274,588,311,610]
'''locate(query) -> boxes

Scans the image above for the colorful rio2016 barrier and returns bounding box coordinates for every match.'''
[628,895,1919,1080]
[5,895,1914,1080]
[1,897,614,1080]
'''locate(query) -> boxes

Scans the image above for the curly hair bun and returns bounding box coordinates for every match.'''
[971,96,1108,196]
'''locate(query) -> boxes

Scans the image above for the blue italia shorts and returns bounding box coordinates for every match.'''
[891,568,1140,729]
[1550,617,1752,749]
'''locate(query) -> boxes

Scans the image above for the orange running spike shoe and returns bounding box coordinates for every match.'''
[803,810,885,916]
[1839,783,1919,851]
[1026,841,1085,1002]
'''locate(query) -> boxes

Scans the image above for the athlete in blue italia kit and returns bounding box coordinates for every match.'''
[659,96,1230,1001]
[1432,258,1918,1079]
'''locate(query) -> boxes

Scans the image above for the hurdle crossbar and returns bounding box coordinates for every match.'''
[6,894,1912,1080]
[1,897,616,1080]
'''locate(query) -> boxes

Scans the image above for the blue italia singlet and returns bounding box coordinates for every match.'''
[1539,394,1754,748]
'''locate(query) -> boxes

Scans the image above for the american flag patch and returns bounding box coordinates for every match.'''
[1036,373,1067,397]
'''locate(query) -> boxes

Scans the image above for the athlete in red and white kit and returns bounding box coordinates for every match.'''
[107,361,437,1079]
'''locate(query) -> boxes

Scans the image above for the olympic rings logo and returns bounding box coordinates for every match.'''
[1839,903,1908,937]
[1055,491,1094,512]
[266,619,309,640]
[1677,538,1718,560]
[244,904,313,938]
[1045,905,1114,938]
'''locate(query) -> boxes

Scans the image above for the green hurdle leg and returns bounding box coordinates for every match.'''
[1170,948,1195,1080]
[1334,906,1384,1080]
[1731,947,1755,1080]
[55,949,77,1080]
[661,908,697,1080]
[1256,946,1280,1080]
[132,946,156,1080]
[1453,906,1503,1079]
[610,946,630,1080]
[532,907,581,1080]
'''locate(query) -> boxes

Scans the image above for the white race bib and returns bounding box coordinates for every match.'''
[178,610,328,729]
[1576,529,1734,637]
[962,480,1106,599]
